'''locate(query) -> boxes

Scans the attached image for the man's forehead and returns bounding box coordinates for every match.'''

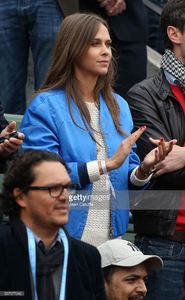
[33,161,70,181]
[115,264,148,276]
[124,263,148,276]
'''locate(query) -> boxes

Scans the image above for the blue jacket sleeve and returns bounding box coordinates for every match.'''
[19,95,90,188]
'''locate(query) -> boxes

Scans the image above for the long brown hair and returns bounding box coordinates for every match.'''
[40,13,123,136]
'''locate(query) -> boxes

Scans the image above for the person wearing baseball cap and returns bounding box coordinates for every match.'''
[98,239,163,300]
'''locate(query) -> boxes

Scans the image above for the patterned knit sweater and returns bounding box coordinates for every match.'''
[81,102,111,247]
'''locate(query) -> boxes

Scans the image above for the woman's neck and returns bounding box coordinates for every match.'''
[79,81,96,102]
[75,69,97,102]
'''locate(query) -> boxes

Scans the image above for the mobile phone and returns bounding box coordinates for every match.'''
[0,131,19,144]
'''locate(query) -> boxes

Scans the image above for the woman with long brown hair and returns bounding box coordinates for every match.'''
[20,13,174,246]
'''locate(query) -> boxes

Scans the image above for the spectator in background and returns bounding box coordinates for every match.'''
[0,100,24,172]
[147,0,167,54]
[127,0,185,298]
[0,100,24,223]
[0,0,64,114]
[98,239,163,300]
[20,13,174,247]
[58,0,79,15]
[0,150,106,300]
[79,0,148,98]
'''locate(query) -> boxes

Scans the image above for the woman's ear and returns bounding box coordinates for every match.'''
[13,187,26,208]
[167,25,182,45]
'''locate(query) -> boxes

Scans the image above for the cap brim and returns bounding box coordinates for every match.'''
[112,254,163,270]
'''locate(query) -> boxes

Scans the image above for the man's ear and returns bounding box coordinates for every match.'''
[167,25,182,45]
[13,187,26,208]
[104,280,110,299]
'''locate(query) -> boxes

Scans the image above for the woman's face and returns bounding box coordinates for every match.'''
[74,23,112,80]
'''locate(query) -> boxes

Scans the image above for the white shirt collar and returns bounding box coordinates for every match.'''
[164,70,178,85]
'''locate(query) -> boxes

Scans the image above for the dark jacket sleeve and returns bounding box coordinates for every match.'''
[67,238,106,300]
[0,223,32,299]
[126,81,185,190]
[79,0,148,42]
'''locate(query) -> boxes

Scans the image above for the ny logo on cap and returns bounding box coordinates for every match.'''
[127,241,140,252]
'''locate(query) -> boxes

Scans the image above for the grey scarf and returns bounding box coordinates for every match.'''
[36,240,64,300]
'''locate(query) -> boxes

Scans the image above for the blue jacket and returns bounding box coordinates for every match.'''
[20,89,140,238]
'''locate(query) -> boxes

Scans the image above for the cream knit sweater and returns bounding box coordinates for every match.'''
[81,102,110,247]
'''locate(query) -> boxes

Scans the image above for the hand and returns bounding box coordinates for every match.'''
[0,121,25,156]
[136,137,177,179]
[98,0,126,16]
[153,145,185,176]
[97,0,115,7]
[104,126,146,172]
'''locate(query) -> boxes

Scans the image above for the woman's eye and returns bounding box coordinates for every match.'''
[106,43,112,48]
[91,41,99,46]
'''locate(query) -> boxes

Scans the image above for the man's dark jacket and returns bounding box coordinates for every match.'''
[79,0,148,96]
[0,218,106,300]
[126,69,185,237]
[79,0,147,42]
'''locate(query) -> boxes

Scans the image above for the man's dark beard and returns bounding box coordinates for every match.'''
[128,293,145,300]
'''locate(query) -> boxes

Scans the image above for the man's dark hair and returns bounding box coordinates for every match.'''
[161,0,185,50]
[1,150,67,217]
[103,265,119,283]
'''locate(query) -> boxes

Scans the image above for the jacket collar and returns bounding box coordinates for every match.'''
[154,69,176,101]
[9,216,71,251]
[10,216,28,251]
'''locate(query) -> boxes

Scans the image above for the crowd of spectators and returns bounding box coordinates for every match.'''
[0,0,185,299]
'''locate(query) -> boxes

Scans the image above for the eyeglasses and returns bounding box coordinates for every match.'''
[25,183,77,198]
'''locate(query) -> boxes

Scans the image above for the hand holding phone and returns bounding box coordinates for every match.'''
[0,131,19,144]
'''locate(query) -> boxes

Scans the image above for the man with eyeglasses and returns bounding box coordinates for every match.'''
[0,150,106,300]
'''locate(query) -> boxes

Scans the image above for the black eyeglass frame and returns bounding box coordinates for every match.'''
[24,183,77,198]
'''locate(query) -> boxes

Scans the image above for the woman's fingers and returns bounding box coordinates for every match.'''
[158,138,166,160]
[157,138,177,160]
[120,126,146,154]
[153,138,177,167]
[166,139,177,154]
[106,126,146,171]
[149,137,160,146]
[149,137,177,146]
[150,137,177,161]
[129,126,146,144]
